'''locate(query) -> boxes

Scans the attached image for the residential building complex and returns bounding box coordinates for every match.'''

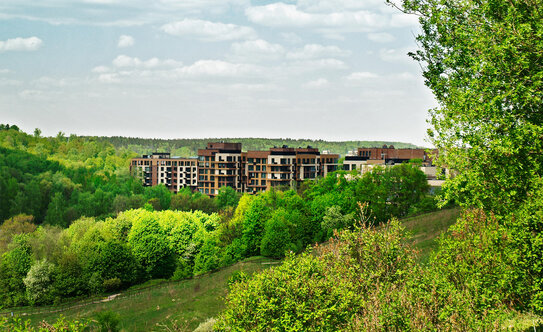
[130,143,439,196]
[131,142,339,196]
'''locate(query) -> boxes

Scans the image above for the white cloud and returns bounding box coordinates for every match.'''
[92,66,110,73]
[117,34,134,48]
[0,69,11,74]
[0,0,251,26]
[230,39,285,62]
[346,72,379,80]
[112,55,183,68]
[161,19,257,41]
[367,32,395,43]
[296,0,385,12]
[0,37,43,52]
[246,3,385,32]
[303,78,329,89]
[287,44,351,60]
[175,60,260,78]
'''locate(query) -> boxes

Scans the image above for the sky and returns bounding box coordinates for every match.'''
[0,0,437,147]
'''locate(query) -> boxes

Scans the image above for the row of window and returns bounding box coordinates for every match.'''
[248,165,266,171]
[248,172,267,178]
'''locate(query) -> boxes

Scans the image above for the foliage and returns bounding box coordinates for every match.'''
[396,0,543,215]
[0,215,36,255]
[0,235,33,307]
[127,213,175,279]
[260,209,294,258]
[94,311,121,332]
[215,186,241,210]
[321,205,354,238]
[23,259,56,305]
[216,219,504,331]
[0,315,88,332]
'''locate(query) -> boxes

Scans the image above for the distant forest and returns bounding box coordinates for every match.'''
[86,136,422,157]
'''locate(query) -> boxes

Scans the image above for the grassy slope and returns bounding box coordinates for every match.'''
[401,207,461,263]
[21,209,460,331]
[24,257,276,331]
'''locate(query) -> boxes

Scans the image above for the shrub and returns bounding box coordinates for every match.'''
[102,278,121,292]
[216,219,503,330]
[95,310,120,332]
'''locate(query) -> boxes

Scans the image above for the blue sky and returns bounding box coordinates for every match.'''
[0,0,436,146]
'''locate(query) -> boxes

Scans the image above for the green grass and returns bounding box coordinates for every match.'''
[22,257,275,331]
[401,207,460,263]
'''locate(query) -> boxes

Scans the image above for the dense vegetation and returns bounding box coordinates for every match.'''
[0,124,433,311]
[214,0,543,329]
[89,136,420,157]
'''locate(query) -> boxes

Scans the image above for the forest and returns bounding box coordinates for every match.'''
[88,136,419,158]
[0,124,433,311]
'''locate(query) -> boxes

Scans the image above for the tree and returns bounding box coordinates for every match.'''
[44,192,68,227]
[23,259,56,305]
[33,128,41,138]
[260,208,293,258]
[396,0,543,214]
[127,212,175,279]
[216,186,241,210]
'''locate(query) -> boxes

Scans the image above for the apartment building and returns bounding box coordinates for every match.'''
[130,153,198,193]
[243,150,270,194]
[132,143,339,197]
[197,142,243,196]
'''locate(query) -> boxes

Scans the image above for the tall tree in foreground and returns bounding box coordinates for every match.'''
[395,0,543,214]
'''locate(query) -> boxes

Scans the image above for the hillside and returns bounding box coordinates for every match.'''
[87,136,423,157]
[7,209,459,331]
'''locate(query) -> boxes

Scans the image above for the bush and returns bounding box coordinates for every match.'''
[216,219,503,330]
[102,278,121,292]
[95,310,120,332]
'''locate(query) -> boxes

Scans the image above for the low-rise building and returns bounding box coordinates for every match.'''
[357,145,437,165]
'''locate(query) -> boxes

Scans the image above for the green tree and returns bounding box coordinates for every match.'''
[241,197,271,256]
[397,0,543,214]
[216,186,241,210]
[44,192,68,227]
[260,208,293,258]
[0,235,32,307]
[127,212,175,279]
[23,259,56,305]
